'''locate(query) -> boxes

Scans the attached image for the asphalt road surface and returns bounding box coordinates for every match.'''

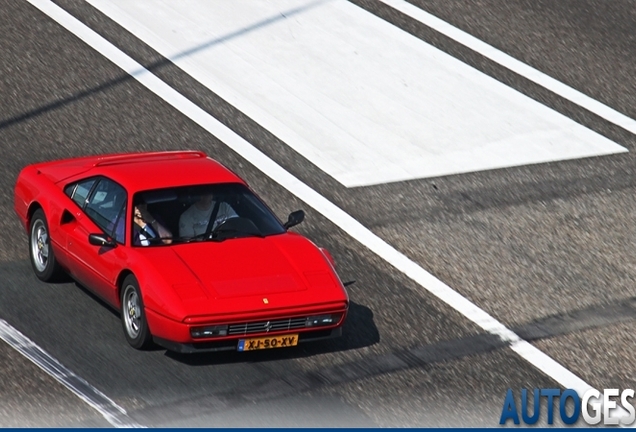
[1,0,636,427]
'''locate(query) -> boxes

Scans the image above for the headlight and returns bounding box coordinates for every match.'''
[306,314,341,327]
[190,325,228,338]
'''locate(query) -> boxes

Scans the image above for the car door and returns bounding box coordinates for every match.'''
[62,177,128,306]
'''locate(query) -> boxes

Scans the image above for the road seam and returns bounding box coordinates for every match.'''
[129,298,636,423]
[0,319,142,428]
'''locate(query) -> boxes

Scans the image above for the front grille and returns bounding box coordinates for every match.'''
[228,317,308,336]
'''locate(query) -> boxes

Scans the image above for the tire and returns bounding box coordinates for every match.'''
[120,274,153,350]
[29,208,64,282]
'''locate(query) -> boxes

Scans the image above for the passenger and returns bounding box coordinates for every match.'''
[179,193,237,238]
[133,203,172,246]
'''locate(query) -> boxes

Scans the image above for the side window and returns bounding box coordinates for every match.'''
[65,178,98,208]
[85,178,127,244]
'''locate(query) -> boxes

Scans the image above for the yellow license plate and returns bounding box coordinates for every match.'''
[237,334,299,352]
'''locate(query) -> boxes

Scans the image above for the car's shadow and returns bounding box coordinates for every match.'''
[165,301,379,366]
[74,281,119,318]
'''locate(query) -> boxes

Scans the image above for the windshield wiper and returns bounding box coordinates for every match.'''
[180,232,210,243]
[177,230,259,244]
[210,227,264,241]
[144,236,174,245]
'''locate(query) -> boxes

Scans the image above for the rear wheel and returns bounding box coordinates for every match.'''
[29,208,63,282]
[120,274,153,350]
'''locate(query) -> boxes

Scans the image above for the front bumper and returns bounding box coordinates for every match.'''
[153,327,342,354]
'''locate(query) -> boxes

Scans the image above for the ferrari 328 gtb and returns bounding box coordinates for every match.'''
[14,151,348,353]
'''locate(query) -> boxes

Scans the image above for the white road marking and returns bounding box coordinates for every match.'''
[23,0,613,411]
[379,0,636,137]
[0,320,142,428]
[82,0,626,188]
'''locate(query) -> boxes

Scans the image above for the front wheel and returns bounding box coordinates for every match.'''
[29,208,64,282]
[120,275,153,350]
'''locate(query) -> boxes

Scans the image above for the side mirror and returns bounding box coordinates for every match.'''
[284,210,305,229]
[88,233,117,248]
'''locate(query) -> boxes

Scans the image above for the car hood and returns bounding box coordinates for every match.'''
[140,233,347,320]
[173,236,307,299]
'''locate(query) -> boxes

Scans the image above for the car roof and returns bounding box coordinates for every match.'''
[36,151,246,192]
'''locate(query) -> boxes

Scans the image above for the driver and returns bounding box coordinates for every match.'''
[179,193,236,238]
[133,203,172,246]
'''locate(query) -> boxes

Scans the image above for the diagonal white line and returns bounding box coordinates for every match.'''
[378,0,636,136]
[0,320,143,428]
[23,0,631,423]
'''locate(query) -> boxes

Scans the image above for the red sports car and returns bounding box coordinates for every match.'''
[14,151,348,353]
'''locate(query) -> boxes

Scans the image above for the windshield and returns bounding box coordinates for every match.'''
[131,183,285,246]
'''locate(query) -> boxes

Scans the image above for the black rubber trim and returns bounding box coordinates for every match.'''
[153,327,342,354]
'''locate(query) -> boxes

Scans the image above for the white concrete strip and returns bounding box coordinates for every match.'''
[0,319,143,428]
[83,0,626,187]
[23,0,607,407]
[379,0,636,136]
